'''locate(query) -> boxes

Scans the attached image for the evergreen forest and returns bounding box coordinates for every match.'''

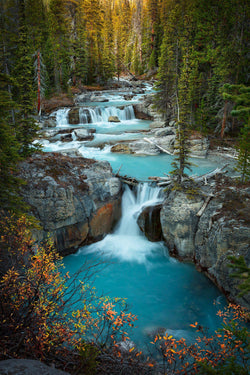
[0,0,249,374]
[1,0,249,209]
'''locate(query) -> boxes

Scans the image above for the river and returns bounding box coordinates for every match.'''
[39,83,227,351]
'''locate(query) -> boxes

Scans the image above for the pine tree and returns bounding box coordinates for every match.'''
[0,73,26,212]
[12,0,40,157]
[223,84,250,182]
[170,52,193,184]
[46,0,71,92]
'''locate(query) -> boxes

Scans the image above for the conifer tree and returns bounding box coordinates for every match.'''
[46,0,71,92]
[223,84,250,183]
[0,73,26,212]
[12,0,39,156]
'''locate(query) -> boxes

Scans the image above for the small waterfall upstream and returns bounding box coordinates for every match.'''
[55,105,135,127]
[81,183,164,263]
[80,105,135,123]
[56,108,71,127]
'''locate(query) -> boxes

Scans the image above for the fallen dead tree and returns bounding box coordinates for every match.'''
[148,164,228,187]
[143,138,173,155]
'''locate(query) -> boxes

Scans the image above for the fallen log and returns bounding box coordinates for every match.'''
[191,164,228,183]
[143,138,173,155]
[196,195,214,217]
[148,164,228,186]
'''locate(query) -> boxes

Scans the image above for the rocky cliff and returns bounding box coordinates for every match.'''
[18,153,122,255]
[140,177,250,308]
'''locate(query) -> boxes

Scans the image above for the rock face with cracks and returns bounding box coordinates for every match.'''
[138,178,250,308]
[159,182,250,308]
[18,153,122,255]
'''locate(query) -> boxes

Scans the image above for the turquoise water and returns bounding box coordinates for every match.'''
[64,246,225,350]
[89,152,221,180]
[41,88,228,352]
[63,184,226,351]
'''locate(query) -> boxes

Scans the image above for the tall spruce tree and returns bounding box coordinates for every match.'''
[223,84,250,183]
[12,0,39,156]
[0,73,26,212]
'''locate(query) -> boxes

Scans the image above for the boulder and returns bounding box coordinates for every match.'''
[68,107,80,124]
[60,133,73,142]
[152,135,175,154]
[189,137,210,158]
[18,153,122,255]
[111,143,131,154]
[108,115,120,122]
[129,140,160,156]
[0,359,69,375]
[74,129,94,141]
[133,94,165,122]
[137,204,163,241]
[133,104,154,120]
[154,127,175,137]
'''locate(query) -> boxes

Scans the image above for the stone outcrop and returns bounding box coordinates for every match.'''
[111,143,131,153]
[74,129,95,141]
[18,153,122,255]
[137,204,163,241]
[0,359,69,375]
[161,190,204,260]
[188,136,210,158]
[129,140,160,155]
[68,107,80,124]
[160,180,250,308]
[108,115,120,122]
[133,95,160,121]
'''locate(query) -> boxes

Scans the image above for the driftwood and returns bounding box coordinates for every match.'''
[148,164,228,187]
[191,164,228,183]
[143,138,173,155]
[117,175,139,186]
[196,195,214,217]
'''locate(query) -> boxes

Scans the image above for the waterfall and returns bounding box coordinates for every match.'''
[56,108,70,127]
[79,105,135,124]
[116,184,163,236]
[82,184,164,263]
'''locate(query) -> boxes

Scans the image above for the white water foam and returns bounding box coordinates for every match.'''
[79,105,135,124]
[56,108,71,127]
[79,184,164,264]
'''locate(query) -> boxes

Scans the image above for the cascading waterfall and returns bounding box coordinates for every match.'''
[82,183,164,263]
[79,105,135,124]
[51,86,227,353]
[115,183,163,237]
[56,108,71,127]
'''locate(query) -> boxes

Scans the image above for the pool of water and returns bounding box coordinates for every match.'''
[41,86,228,352]
[63,185,226,351]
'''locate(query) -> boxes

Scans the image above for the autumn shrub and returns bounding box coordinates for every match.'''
[0,214,143,373]
[150,303,249,374]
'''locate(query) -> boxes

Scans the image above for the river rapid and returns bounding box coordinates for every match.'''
[39,83,227,350]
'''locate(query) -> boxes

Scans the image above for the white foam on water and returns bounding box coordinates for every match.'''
[81,184,164,264]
